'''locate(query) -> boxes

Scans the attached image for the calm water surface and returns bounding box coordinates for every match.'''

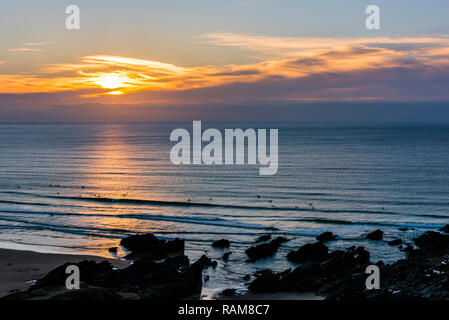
[0,123,448,297]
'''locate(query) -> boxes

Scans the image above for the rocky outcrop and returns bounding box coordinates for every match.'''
[222,252,232,261]
[2,234,213,301]
[387,239,402,246]
[212,239,230,248]
[250,246,370,295]
[316,232,336,242]
[287,242,329,263]
[255,235,271,243]
[120,233,184,260]
[413,231,449,255]
[245,237,288,262]
[365,229,383,240]
[250,231,449,300]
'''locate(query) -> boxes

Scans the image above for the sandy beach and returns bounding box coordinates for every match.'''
[0,248,128,298]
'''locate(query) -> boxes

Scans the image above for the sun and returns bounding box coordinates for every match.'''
[92,74,126,89]
[108,90,124,95]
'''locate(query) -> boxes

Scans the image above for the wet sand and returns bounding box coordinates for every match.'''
[0,248,128,298]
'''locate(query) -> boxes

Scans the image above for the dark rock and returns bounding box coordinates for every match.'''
[248,269,282,293]
[108,247,117,253]
[255,235,271,243]
[272,236,288,245]
[193,255,217,269]
[243,274,251,281]
[120,233,184,260]
[220,288,236,296]
[249,246,370,294]
[107,255,206,300]
[365,229,383,240]
[400,244,414,253]
[287,242,329,263]
[316,232,336,242]
[413,231,449,257]
[352,246,371,264]
[247,229,449,300]
[222,252,232,261]
[439,225,449,233]
[387,239,403,246]
[51,288,123,300]
[212,239,230,248]
[31,260,113,290]
[245,237,288,262]
[399,228,409,231]
[4,252,214,300]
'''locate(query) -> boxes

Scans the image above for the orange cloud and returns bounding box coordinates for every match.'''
[1,34,449,102]
[8,48,43,52]
[24,42,47,46]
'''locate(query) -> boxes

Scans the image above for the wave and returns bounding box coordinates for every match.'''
[0,205,444,240]
[0,199,50,206]
[292,217,444,229]
[1,191,436,217]
[0,208,278,232]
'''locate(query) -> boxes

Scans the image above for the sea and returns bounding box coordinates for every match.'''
[0,123,448,298]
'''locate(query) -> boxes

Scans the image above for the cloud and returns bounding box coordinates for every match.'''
[2,33,449,104]
[24,42,46,46]
[8,48,43,52]
[7,41,50,53]
[199,32,449,58]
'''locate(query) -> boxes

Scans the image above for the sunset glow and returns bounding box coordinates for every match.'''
[1,1,449,122]
[92,74,127,89]
[2,35,449,102]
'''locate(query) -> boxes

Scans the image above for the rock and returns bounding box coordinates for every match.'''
[272,236,289,245]
[120,233,184,260]
[400,244,414,253]
[248,228,449,300]
[387,239,403,246]
[255,235,271,243]
[413,231,449,256]
[287,242,329,263]
[212,239,230,248]
[439,225,449,233]
[246,230,449,300]
[222,252,232,261]
[31,260,113,290]
[51,288,123,300]
[248,269,284,293]
[399,228,409,231]
[245,237,288,262]
[245,243,277,262]
[193,255,217,269]
[108,247,117,253]
[243,274,251,281]
[108,255,206,299]
[3,251,214,300]
[365,229,383,240]
[249,246,370,294]
[316,232,336,242]
[220,288,236,296]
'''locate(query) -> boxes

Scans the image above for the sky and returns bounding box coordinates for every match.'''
[1,0,449,123]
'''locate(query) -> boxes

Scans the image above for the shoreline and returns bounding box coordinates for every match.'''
[3,227,449,300]
[0,246,325,301]
[0,248,128,298]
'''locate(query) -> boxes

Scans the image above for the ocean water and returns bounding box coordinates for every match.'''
[0,123,448,298]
